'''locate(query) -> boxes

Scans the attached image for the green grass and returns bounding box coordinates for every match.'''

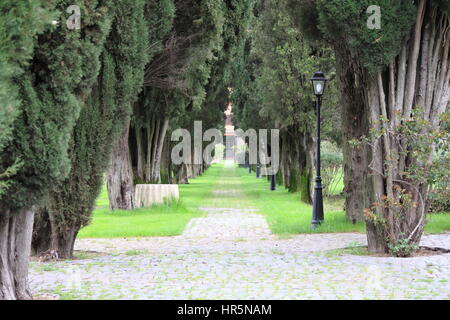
[424,213,450,234]
[79,161,450,238]
[324,167,345,196]
[235,165,450,235]
[78,164,225,238]
[325,246,372,257]
[236,166,365,235]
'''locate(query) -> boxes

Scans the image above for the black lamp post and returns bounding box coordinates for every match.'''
[256,163,261,178]
[270,174,276,191]
[310,71,327,229]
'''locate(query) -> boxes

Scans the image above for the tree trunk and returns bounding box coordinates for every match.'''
[107,123,134,210]
[335,49,370,223]
[135,126,145,181]
[150,118,169,183]
[31,208,52,256]
[150,119,160,180]
[174,164,189,184]
[31,208,80,260]
[145,114,156,182]
[0,207,34,300]
[299,167,312,204]
[363,1,449,253]
[281,132,291,190]
[366,221,389,253]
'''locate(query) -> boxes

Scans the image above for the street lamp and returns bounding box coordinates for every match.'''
[270,174,276,191]
[310,71,327,229]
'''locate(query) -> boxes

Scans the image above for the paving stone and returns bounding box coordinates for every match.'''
[29,169,450,300]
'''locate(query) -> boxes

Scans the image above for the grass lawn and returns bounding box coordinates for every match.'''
[236,166,450,236]
[79,161,450,238]
[424,213,450,234]
[236,166,366,235]
[78,165,224,238]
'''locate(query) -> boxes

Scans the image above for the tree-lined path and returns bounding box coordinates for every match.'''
[29,162,450,300]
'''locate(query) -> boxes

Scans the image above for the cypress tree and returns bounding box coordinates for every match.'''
[107,0,176,208]
[289,0,450,253]
[0,0,50,300]
[231,0,337,202]
[32,0,151,258]
[0,0,110,299]
[0,1,50,198]
[123,0,232,191]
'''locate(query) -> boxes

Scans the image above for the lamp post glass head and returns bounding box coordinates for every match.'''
[311,71,327,96]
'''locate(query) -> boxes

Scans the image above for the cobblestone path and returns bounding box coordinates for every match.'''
[29,163,450,300]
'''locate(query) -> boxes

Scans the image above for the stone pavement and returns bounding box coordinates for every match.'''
[29,217,450,300]
[28,165,450,300]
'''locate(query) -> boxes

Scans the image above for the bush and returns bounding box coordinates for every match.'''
[429,189,450,213]
[321,141,343,196]
[387,237,419,257]
[428,151,450,213]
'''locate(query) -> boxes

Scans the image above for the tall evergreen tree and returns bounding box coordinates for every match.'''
[32,0,152,258]
[124,0,254,194]
[289,0,450,253]
[232,0,337,202]
[0,0,110,299]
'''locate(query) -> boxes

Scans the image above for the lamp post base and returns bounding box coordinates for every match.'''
[270,174,276,191]
[311,176,324,228]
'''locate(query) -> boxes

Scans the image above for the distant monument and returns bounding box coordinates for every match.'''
[224,101,236,160]
[224,88,245,162]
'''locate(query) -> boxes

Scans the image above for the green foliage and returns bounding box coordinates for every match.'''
[0,0,53,195]
[135,0,254,186]
[321,141,344,196]
[234,0,324,131]
[232,0,340,139]
[198,0,255,130]
[321,141,343,167]
[387,235,419,257]
[286,0,322,43]
[231,0,340,200]
[287,0,418,72]
[435,0,450,13]
[45,0,151,233]
[429,188,450,213]
[138,0,245,133]
[427,112,450,213]
[146,0,175,50]
[0,0,111,210]
[361,109,450,251]
[316,0,415,73]
[171,0,226,110]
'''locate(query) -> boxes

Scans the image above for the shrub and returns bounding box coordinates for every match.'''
[429,189,450,213]
[321,141,343,196]
[387,236,419,257]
